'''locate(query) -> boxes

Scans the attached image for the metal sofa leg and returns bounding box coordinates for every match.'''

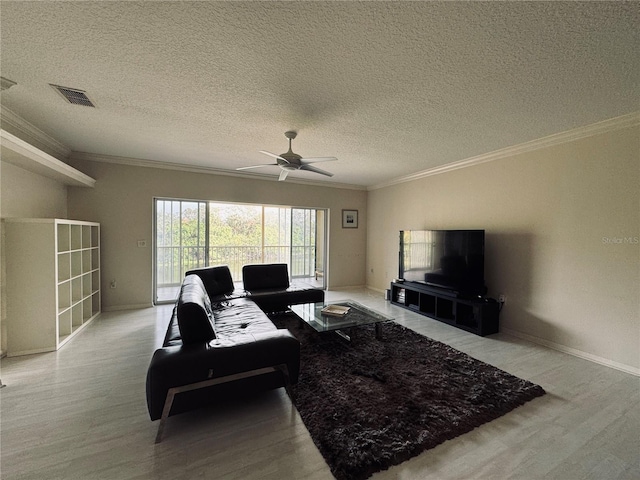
[155,388,178,443]
[154,365,293,443]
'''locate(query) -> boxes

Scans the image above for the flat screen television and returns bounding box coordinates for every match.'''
[399,229,486,296]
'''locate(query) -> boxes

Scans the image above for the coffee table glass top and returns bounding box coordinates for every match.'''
[290,300,394,333]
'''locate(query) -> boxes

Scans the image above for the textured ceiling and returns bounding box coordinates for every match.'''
[1,1,638,187]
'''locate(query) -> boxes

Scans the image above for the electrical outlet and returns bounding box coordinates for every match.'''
[137,240,147,248]
[110,280,117,289]
[499,294,507,304]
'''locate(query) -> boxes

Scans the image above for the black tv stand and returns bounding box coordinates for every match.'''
[390,281,499,336]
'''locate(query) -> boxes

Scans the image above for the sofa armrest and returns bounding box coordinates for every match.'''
[146,329,300,420]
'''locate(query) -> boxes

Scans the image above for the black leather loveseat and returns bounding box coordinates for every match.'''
[145,264,323,441]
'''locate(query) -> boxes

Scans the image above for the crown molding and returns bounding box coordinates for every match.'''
[1,108,364,189]
[369,111,640,191]
[5,106,636,191]
[1,129,95,187]
[70,151,367,191]
[0,107,71,159]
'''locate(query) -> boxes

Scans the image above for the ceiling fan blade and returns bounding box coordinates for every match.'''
[236,163,278,171]
[299,164,334,177]
[300,156,338,164]
[278,170,289,181]
[259,150,290,164]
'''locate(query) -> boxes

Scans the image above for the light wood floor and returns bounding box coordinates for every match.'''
[1,288,638,480]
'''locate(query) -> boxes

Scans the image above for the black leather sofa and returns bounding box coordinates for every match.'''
[241,263,326,312]
[145,264,323,441]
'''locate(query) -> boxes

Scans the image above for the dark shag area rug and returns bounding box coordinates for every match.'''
[271,314,545,480]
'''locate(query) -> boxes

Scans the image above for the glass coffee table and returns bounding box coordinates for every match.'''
[290,300,394,342]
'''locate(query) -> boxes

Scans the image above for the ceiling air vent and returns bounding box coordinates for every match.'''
[1,76,17,91]
[50,84,96,107]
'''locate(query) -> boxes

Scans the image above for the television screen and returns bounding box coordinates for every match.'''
[399,230,485,295]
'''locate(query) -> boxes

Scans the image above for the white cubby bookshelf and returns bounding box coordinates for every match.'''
[5,218,100,356]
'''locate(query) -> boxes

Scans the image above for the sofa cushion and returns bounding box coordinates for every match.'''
[185,265,235,298]
[176,275,216,344]
[242,263,290,291]
[212,297,277,338]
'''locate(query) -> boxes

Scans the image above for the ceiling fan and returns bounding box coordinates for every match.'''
[237,131,337,181]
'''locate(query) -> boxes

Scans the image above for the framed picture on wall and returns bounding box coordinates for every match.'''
[342,209,358,228]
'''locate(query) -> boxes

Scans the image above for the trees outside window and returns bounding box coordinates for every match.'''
[155,199,324,303]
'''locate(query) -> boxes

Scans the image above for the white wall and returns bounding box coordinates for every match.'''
[0,161,68,218]
[366,123,640,373]
[0,160,68,354]
[66,161,367,310]
[3,119,637,375]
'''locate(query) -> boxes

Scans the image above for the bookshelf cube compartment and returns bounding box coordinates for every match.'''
[82,225,91,248]
[57,224,70,252]
[91,248,100,270]
[406,290,420,310]
[82,250,92,273]
[58,253,71,282]
[91,226,99,247]
[82,297,93,321]
[436,298,455,320]
[72,304,83,330]
[92,292,100,315]
[58,281,71,311]
[82,273,92,297]
[72,277,83,303]
[58,309,72,338]
[456,303,478,329]
[419,294,436,315]
[71,225,82,250]
[91,270,100,294]
[394,287,406,304]
[71,251,82,277]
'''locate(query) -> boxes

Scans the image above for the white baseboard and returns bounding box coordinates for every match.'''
[102,303,154,312]
[502,327,640,377]
[327,285,367,291]
[7,347,54,357]
[365,286,386,294]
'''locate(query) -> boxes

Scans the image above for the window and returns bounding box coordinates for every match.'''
[154,199,326,303]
